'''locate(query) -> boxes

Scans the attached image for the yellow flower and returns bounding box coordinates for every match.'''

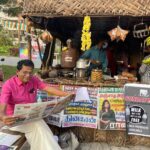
[81,16,92,51]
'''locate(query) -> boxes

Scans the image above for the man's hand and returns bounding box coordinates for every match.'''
[2,116,16,126]
[43,86,71,97]
[67,93,75,100]
[103,120,110,124]
[90,59,101,65]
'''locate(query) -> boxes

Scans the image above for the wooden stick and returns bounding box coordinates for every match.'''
[26,18,32,60]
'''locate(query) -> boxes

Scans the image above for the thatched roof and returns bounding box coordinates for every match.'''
[23,0,150,17]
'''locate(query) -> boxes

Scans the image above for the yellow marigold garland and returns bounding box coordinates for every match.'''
[81,16,92,51]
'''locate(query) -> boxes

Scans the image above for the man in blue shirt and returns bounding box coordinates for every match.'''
[80,39,108,76]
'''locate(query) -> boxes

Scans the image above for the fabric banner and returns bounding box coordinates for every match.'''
[0,19,26,31]
[98,87,125,130]
[31,38,45,59]
[19,38,45,60]
[125,83,150,137]
[19,48,28,59]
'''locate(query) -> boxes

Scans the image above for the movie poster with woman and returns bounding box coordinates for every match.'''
[98,87,126,130]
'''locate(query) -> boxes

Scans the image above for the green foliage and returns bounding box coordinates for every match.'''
[0,36,13,46]
[4,7,23,16]
[0,46,12,55]
[0,30,13,55]
[0,25,3,31]
[0,65,39,81]
[0,0,9,4]
[0,65,17,80]
[0,31,13,46]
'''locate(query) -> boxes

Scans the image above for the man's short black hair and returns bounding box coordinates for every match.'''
[97,34,110,43]
[17,59,34,71]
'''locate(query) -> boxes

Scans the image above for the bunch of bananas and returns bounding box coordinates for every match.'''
[142,57,150,65]
[81,16,92,51]
[145,36,150,47]
[62,47,68,51]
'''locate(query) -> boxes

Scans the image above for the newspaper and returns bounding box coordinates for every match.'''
[12,94,74,126]
[0,132,21,146]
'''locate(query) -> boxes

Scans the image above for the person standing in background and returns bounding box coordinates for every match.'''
[80,37,108,76]
[106,44,117,77]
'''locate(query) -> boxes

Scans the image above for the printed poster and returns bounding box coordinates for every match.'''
[62,85,98,128]
[98,87,125,130]
[125,83,150,137]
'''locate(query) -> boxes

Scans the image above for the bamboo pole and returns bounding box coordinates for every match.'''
[26,18,32,60]
[18,15,21,44]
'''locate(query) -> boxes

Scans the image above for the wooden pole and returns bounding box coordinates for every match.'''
[26,18,32,60]
[18,15,21,44]
[42,43,50,70]
[49,38,56,67]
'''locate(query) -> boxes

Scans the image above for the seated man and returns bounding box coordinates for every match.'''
[0,59,72,150]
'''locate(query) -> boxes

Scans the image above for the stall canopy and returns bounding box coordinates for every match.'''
[23,0,150,17]
[22,0,150,43]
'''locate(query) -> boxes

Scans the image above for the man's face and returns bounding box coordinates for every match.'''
[17,65,33,83]
[97,41,103,49]
[97,40,107,49]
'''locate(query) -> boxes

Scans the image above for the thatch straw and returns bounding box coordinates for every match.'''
[23,0,150,17]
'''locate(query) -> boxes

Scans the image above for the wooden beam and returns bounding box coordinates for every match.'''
[26,18,32,60]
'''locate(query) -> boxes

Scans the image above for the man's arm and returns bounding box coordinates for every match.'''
[35,76,70,97]
[80,49,91,59]
[0,104,6,121]
[102,52,108,72]
[42,86,69,97]
[0,81,16,125]
[0,104,16,125]
[80,49,100,65]
[139,64,147,75]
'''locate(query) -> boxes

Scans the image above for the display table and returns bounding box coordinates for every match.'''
[44,79,150,147]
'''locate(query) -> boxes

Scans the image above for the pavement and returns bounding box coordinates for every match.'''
[20,142,150,150]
